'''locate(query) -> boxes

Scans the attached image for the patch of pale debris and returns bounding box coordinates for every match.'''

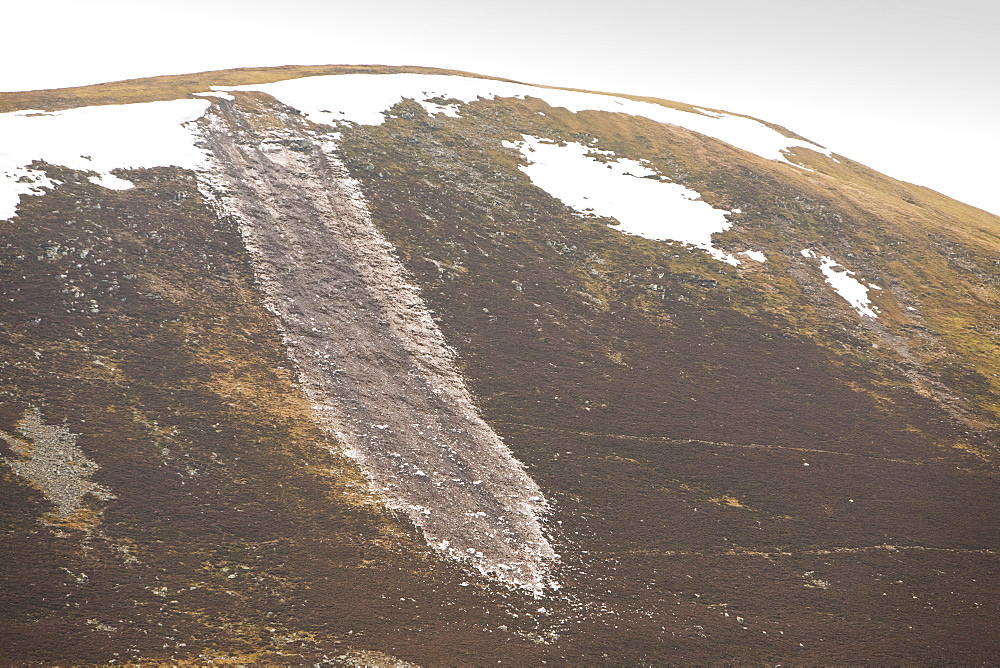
[194,93,557,593]
[0,407,115,530]
[336,650,419,667]
[803,570,831,589]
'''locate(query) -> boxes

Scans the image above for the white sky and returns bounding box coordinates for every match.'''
[3,0,998,215]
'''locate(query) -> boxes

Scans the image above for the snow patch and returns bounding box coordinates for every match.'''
[505,135,740,265]
[418,100,462,117]
[193,91,236,101]
[741,250,767,263]
[88,173,134,190]
[802,249,879,318]
[218,73,832,165]
[0,165,60,220]
[0,99,210,220]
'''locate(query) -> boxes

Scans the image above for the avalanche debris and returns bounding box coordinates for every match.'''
[195,96,557,593]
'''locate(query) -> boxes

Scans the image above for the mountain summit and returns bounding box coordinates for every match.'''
[1,65,998,664]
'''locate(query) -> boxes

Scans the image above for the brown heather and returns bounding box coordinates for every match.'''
[0,67,997,664]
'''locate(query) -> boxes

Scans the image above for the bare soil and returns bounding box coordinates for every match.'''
[195,92,555,591]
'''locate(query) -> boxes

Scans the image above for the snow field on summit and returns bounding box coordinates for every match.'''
[0,73,857,312]
[0,72,832,223]
[219,73,834,165]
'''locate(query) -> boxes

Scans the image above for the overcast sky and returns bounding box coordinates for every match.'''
[4,0,998,215]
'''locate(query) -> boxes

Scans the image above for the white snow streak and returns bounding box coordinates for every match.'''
[0,100,210,220]
[1,73,833,222]
[193,91,236,101]
[218,73,833,165]
[504,135,741,265]
[801,249,879,318]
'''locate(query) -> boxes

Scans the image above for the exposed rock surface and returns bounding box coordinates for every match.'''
[195,92,555,591]
[0,407,114,529]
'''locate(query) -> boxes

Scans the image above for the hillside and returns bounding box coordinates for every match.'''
[1,65,998,664]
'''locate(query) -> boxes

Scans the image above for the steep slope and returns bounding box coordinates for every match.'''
[0,66,997,664]
[196,92,554,590]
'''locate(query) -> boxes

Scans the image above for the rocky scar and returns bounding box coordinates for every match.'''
[194,92,557,592]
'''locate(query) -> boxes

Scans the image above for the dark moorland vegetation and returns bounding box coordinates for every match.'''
[0,67,997,663]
